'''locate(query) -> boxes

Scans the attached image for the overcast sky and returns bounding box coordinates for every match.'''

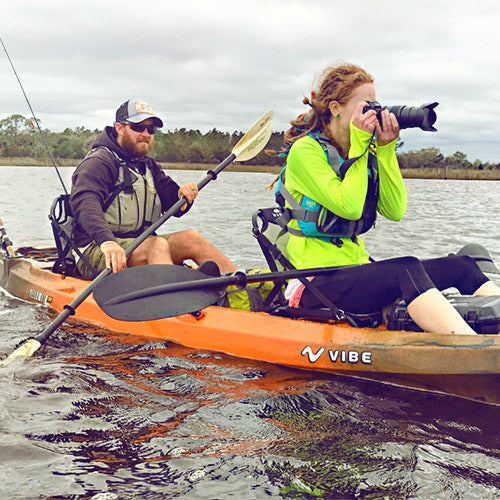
[2,0,500,162]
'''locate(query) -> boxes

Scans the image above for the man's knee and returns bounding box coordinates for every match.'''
[172,229,207,249]
[129,236,169,265]
[181,229,204,242]
[149,235,170,250]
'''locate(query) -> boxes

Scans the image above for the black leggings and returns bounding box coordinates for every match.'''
[300,255,489,314]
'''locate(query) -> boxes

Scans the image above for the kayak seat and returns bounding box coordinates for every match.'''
[251,207,382,327]
[49,194,96,279]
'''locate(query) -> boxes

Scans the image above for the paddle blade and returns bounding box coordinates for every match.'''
[0,338,42,367]
[93,265,224,321]
[232,110,273,162]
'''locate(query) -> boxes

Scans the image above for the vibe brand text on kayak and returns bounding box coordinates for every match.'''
[301,346,372,365]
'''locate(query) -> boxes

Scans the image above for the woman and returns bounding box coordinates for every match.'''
[276,62,499,335]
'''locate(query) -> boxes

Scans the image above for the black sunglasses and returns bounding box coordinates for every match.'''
[125,122,157,135]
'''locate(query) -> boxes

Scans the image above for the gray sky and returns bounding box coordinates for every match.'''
[2,0,500,162]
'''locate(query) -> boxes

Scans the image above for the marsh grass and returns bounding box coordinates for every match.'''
[1,157,499,179]
[401,167,500,180]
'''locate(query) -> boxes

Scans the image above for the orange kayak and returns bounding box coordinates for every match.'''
[1,246,500,405]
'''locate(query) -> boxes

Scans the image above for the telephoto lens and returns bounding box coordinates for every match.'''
[363,101,438,131]
[387,102,438,131]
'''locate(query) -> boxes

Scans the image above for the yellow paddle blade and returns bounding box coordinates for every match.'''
[0,338,42,367]
[0,216,15,256]
[232,110,273,162]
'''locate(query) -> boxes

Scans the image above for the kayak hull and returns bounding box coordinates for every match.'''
[1,249,500,405]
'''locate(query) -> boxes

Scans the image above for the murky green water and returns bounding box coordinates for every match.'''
[1,168,499,499]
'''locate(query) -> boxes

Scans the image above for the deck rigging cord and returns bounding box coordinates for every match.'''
[1,37,68,194]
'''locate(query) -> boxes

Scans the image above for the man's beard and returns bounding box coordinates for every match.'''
[120,133,154,157]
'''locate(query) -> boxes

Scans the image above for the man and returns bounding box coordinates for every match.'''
[70,98,236,279]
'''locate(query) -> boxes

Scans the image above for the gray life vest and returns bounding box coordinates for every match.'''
[96,146,163,237]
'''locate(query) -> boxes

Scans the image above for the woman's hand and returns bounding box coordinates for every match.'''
[375,109,400,146]
[178,182,198,210]
[351,101,378,134]
[351,103,399,146]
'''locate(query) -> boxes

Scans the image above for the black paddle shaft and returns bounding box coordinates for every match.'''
[93,241,499,322]
[0,110,273,364]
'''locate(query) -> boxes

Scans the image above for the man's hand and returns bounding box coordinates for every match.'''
[178,182,198,211]
[100,240,126,273]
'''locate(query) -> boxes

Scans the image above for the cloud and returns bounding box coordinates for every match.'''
[2,0,500,162]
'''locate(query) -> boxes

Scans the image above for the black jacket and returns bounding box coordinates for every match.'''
[70,126,182,247]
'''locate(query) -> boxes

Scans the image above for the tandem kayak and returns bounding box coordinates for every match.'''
[1,245,500,406]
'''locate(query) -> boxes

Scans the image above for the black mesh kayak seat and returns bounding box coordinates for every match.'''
[49,194,96,279]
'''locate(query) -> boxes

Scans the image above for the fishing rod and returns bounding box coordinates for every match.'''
[1,37,68,195]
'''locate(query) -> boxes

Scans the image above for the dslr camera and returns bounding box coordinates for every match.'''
[363,101,438,131]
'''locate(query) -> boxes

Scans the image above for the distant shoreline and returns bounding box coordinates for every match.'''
[1,157,499,180]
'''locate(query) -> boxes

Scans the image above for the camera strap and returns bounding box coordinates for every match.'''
[338,130,376,179]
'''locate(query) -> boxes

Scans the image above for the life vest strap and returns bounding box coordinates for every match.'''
[91,146,136,212]
[251,207,349,321]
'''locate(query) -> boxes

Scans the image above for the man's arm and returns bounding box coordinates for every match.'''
[70,151,119,246]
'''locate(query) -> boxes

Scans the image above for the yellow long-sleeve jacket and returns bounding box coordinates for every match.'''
[284,124,407,269]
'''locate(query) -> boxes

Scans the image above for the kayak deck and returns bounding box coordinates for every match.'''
[1,248,500,405]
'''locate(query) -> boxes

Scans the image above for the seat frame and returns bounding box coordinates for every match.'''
[49,194,96,279]
[251,207,382,326]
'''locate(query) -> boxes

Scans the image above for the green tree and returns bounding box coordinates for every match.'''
[0,114,32,135]
[445,151,470,169]
[1,114,497,173]
[397,147,444,169]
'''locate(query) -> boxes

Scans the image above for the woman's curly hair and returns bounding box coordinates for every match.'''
[288,62,374,146]
[265,62,374,190]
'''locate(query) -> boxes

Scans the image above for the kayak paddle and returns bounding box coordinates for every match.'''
[453,244,499,274]
[0,110,273,367]
[93,242,500,322]
[0,217,15,257]
[93,264,347,321]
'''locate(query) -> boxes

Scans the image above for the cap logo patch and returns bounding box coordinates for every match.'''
[134,101,154,116]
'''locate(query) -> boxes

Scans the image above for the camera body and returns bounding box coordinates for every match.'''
[363,101,438,131]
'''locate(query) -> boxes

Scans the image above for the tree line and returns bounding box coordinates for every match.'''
[1,114,499,171]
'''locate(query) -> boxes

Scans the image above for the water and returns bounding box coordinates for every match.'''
[0,167,499,499]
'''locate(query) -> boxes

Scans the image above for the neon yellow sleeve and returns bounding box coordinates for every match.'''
[283,128,406,269]
[284,129,374,268]
[286,126,372,220]
[376,138,407,221]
